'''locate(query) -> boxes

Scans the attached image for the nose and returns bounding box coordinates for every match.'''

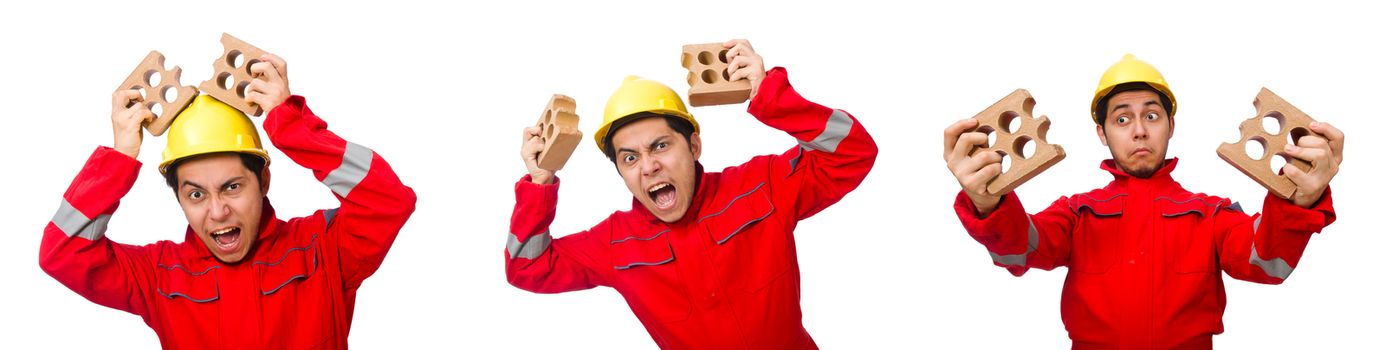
[207,195,231,222]
[639,154,661,177]
[1131,118,1149,140]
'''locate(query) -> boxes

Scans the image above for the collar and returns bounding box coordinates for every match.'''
[182,197,281,262]
[630,163,710,226]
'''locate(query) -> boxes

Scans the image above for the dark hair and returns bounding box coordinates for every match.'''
[602,113,696,162]
[164,153,267,190]
[1095,82,1173,127]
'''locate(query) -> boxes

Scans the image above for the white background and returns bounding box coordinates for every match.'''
[2,1,1382,348]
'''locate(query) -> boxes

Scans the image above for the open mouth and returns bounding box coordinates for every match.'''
[209,226,242,253]
[647,182,677,211]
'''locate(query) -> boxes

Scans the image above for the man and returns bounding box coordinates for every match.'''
[39,53,416,348]
[943,54,1343,349]
[507,39,877,349]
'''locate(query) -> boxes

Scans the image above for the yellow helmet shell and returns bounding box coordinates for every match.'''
[159,95,269,174]
[594,76,699,153]
[1091,54,1177,123]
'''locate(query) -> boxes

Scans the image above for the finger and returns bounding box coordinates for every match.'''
[1281,163,1315,189]
[962,162,1004,191]
[136,107,156,124]
[250,60,284,85]
[1293,135,1327,149]
[113,89,143,108]
[723,38,751,50]
[949,132,990,163]
[1283,144,1328,165]
[956,149,1002,176]
[943,118,980,158]
[260,54,288,80]
[1309,121,1344,163]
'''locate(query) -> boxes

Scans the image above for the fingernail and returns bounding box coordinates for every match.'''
[1310,122,1320,127]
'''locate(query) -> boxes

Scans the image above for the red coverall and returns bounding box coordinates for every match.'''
[39,96,416,349]
[506,68,877,349]
[955,158,1335,349]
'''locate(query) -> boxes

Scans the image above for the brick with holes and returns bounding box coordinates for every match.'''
[680,43,752,106]
[966,89,1066,195]
[198,33,269,116]
[1216,88,1322,199]
[535,94,582,171]
[115,51,199,136]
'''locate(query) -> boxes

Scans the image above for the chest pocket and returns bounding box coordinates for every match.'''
[156,264,221,303]
[1068,194,1126,274]
[610,229,689,322]
[256,235,319,296]
[699,183,787,293]
[1157,198,1218,274]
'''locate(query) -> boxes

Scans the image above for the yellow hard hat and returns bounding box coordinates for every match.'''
[159,95,270,174]
[594,75,699,154]
[1091,54,1177,123]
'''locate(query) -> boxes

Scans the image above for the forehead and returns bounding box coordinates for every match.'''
[175,153,251,181]
[611,117,675,147]
[1107,90,1162,109]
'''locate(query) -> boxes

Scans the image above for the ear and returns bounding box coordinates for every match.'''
[1167,116,1175,139]
[259,167,272,195]
[1096,124,1109,146]
[689,132,703,161]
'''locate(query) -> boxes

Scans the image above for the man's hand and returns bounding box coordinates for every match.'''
[521,125,555,185]
[723,39,766,100]
[245,54,291,113]
[111,89,154,159]
[1283,121,1345,208]
[944,118,1004,216]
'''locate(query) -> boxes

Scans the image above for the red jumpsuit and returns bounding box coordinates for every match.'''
[955,159,1335,349]
[39,96,417,349]
[506,68,877,349]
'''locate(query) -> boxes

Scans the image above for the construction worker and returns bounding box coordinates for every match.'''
[943,54,1344,349]
[508,39,877,348]
[39,53,416,348]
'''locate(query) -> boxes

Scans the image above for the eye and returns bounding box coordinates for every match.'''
[1116,116,1131,124]
[188,190,204,200]
[655,142,668,150]
[1144,112,1159,121]
[623,154,637,163]
[225,183,241,192]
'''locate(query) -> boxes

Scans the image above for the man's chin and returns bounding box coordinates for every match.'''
[1119,162,1162,178]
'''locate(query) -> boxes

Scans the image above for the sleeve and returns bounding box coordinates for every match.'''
[38,146,155,316]
[954,191,1078,276]
[505,175,612,293]
[263,96,418,288]
[1215,188,1336,284]
[746,67,879,220]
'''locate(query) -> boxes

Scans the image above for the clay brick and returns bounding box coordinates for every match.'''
[1216,88,1321,199]
[536,94,582,171]
[115,51,198,136]
[198,33,268,116]
[680,43,752,106]
[967,89,1066,195]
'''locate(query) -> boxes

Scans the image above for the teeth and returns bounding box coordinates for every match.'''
[647,183,670,192]
[211,227,236,236]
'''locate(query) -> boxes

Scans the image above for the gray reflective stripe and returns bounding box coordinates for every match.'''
[798,109,853,153]
[51,199,110,240]
[1247,215,1293,279]
[615,256,674,270]
[323,208,339,227]
[1250,245,1294,279]
[1227,201,1244,212]
[788,146,805,172]
[507,231,552,260]
[323,142,373,198]
[989,217,1039,267]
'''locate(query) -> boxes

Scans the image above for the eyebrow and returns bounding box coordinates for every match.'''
[616,135,672,155]
[180,176,246,191]
[1111,99,1161,114]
